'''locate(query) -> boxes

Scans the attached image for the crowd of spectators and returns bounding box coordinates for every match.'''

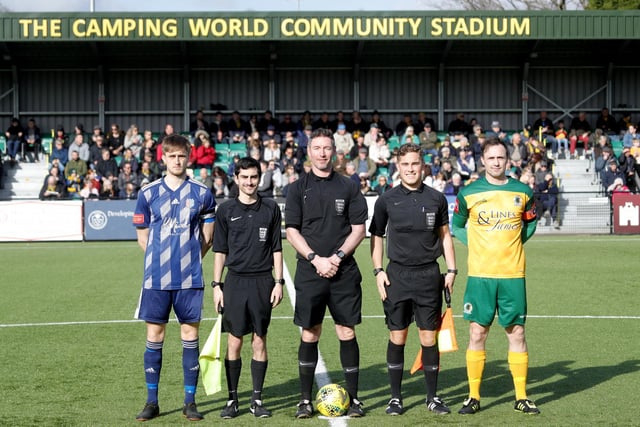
[1,108,638,202]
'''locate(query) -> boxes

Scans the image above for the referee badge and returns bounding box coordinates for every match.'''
[425,212,436,228]
[335,199,345,216]
[259,227,268,242]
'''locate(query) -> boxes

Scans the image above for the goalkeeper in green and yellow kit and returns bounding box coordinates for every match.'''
[452,137,540,415]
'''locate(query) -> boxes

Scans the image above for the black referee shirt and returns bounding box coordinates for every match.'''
[369,183,448,266]
[213,197,282,274]
[285,170,368,258]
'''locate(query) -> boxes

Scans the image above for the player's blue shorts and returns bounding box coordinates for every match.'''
[136,288,204,324]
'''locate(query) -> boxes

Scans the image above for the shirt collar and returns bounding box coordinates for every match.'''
[399,182,425,194]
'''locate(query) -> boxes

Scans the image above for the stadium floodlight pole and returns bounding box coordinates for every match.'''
[90,0,95,12]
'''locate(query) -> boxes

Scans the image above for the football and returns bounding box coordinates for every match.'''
[315,383,350,417]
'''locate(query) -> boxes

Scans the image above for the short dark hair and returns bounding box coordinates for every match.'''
[397,142,422,159]
[310,128,334,140]
[234,156,262,179]
[481,136,509,156]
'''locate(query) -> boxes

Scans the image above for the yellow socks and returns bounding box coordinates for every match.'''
[508,351,529,401]
[466,349,486,400]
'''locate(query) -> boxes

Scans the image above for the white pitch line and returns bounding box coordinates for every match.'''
[282,260,347,427]
[2,314,640,328]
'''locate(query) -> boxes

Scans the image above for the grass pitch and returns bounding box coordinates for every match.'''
[0,235,638,426]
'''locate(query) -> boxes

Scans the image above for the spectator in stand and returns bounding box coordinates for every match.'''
[139,130,157,161]
[297,125,312,157]
[100,179,116,199]
[257,160,274,197]
[228,110,251,140]
[106,123,125,158]
[96,148,119,189]
[630,138,640,159]
[364,123,380,147]
[334,123,354,155]
[554,120,569,158]
[508,133,529,173]
[359,176,373,195]
[248,113,259,134]
[39,174,67,200]
[419,122,439,158]
[210,111,228,138]
[348,111,369,135]
[617,113,632,136]
[71,123,89,145]
[118,162,138,194]
[138,160,159,188]
[89,134,106,170]
[596,107,618,135]
[457,146,476,180]
[313,112,332,131]
[444,171,464,195]
[368,135,391,169]
[333,149,349,176]
[374,174,391,195]
[189,110,209,136]
[5,117,23,166]
[525,136,545,171]
[532,112,557,155]
[536,173,559,226]
[296,110,313,134]
[46,163,64,185]
[448,113,471,136]
[142,151,161,179]
[156,124,175,162]
[345,161,360,186]
[262,138,281,163]
[68,134,90,163]
[468,124,483,145]
[486,121,509,144]
[440,160,456,182]
[432,172,447,193]
[534,161,550,185]
[120,148,140,174]
[422,163,435,188]
[261,125,281,145]
[281,164,299,198]
[329,110,346,133]
[212,175,229,198]
[352,147,377,180]
[400,126,417,145]
[595,148,614,185]
[278,114,297,138]
[91,125,104,145]
[23,118,42,162]
[569,111,592,157]
[194,130,216,169]
[608,177,630,194]
[348,132,365,160]
[54,125,68,147]
[602,160,624,192]
[79,177,100,200]
[65,150,88,180]
[439,136,459,158]
[416,111,437,132]
[618,147,637,192]
[257,110,279,135]
[439,146,458,169]
[395,113,414,137]
[370,110,392,139]
[119,182,138,200]
[592,131,610,160]
[66,169,82,196]
[125,124,144,158]
[85,169,101,192]
[622,124,639,148]
[471,132,485,172]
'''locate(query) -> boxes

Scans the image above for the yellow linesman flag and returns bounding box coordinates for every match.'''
[199,315,223,395]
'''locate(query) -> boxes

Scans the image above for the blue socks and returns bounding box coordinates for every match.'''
[182,338,199,404]
[144,340,164,404]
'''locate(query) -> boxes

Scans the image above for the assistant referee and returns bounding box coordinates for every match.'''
[212,157,284,419]
[285,128,369,418]
[369,143,457,416]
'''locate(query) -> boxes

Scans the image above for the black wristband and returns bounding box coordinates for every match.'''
[211,281,224,290]
[373,268,384,276]
[447,269,458,274]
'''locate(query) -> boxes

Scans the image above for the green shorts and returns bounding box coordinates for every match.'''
[462,277,527,328]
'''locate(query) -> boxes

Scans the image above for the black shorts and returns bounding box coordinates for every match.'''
[222,272,274,338]
[383,262,443,331]
[293,258,362,329]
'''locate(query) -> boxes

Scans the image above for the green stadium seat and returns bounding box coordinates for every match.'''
[611,139,624,157]
[0,136,5,154]
[228,142,247,158]
[377,166,389,178]
[436,131,448,142]
[41,137,53,155]
[388,136,400,151]
[214,161,229,173]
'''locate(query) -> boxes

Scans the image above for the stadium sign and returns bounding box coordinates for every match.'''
[4,11,640,41]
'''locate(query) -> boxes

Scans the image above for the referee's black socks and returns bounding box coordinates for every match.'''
[298,340,318,401]
[340,337,360,400]
[225,358,242,402]
[421,344,440,401]
[251,359,268,403]
[387,341,405,400]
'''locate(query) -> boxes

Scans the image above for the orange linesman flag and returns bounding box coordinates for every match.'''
[410,286,458,375]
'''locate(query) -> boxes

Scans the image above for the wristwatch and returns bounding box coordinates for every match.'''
[373,268,384,276]
[275,278,285,285]
[335,249,345,259]
[307,252,316,262]
[447,269,458,274]
[210,281,224,290]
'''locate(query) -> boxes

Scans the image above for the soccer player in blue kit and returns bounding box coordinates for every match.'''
[133,134,216,421]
